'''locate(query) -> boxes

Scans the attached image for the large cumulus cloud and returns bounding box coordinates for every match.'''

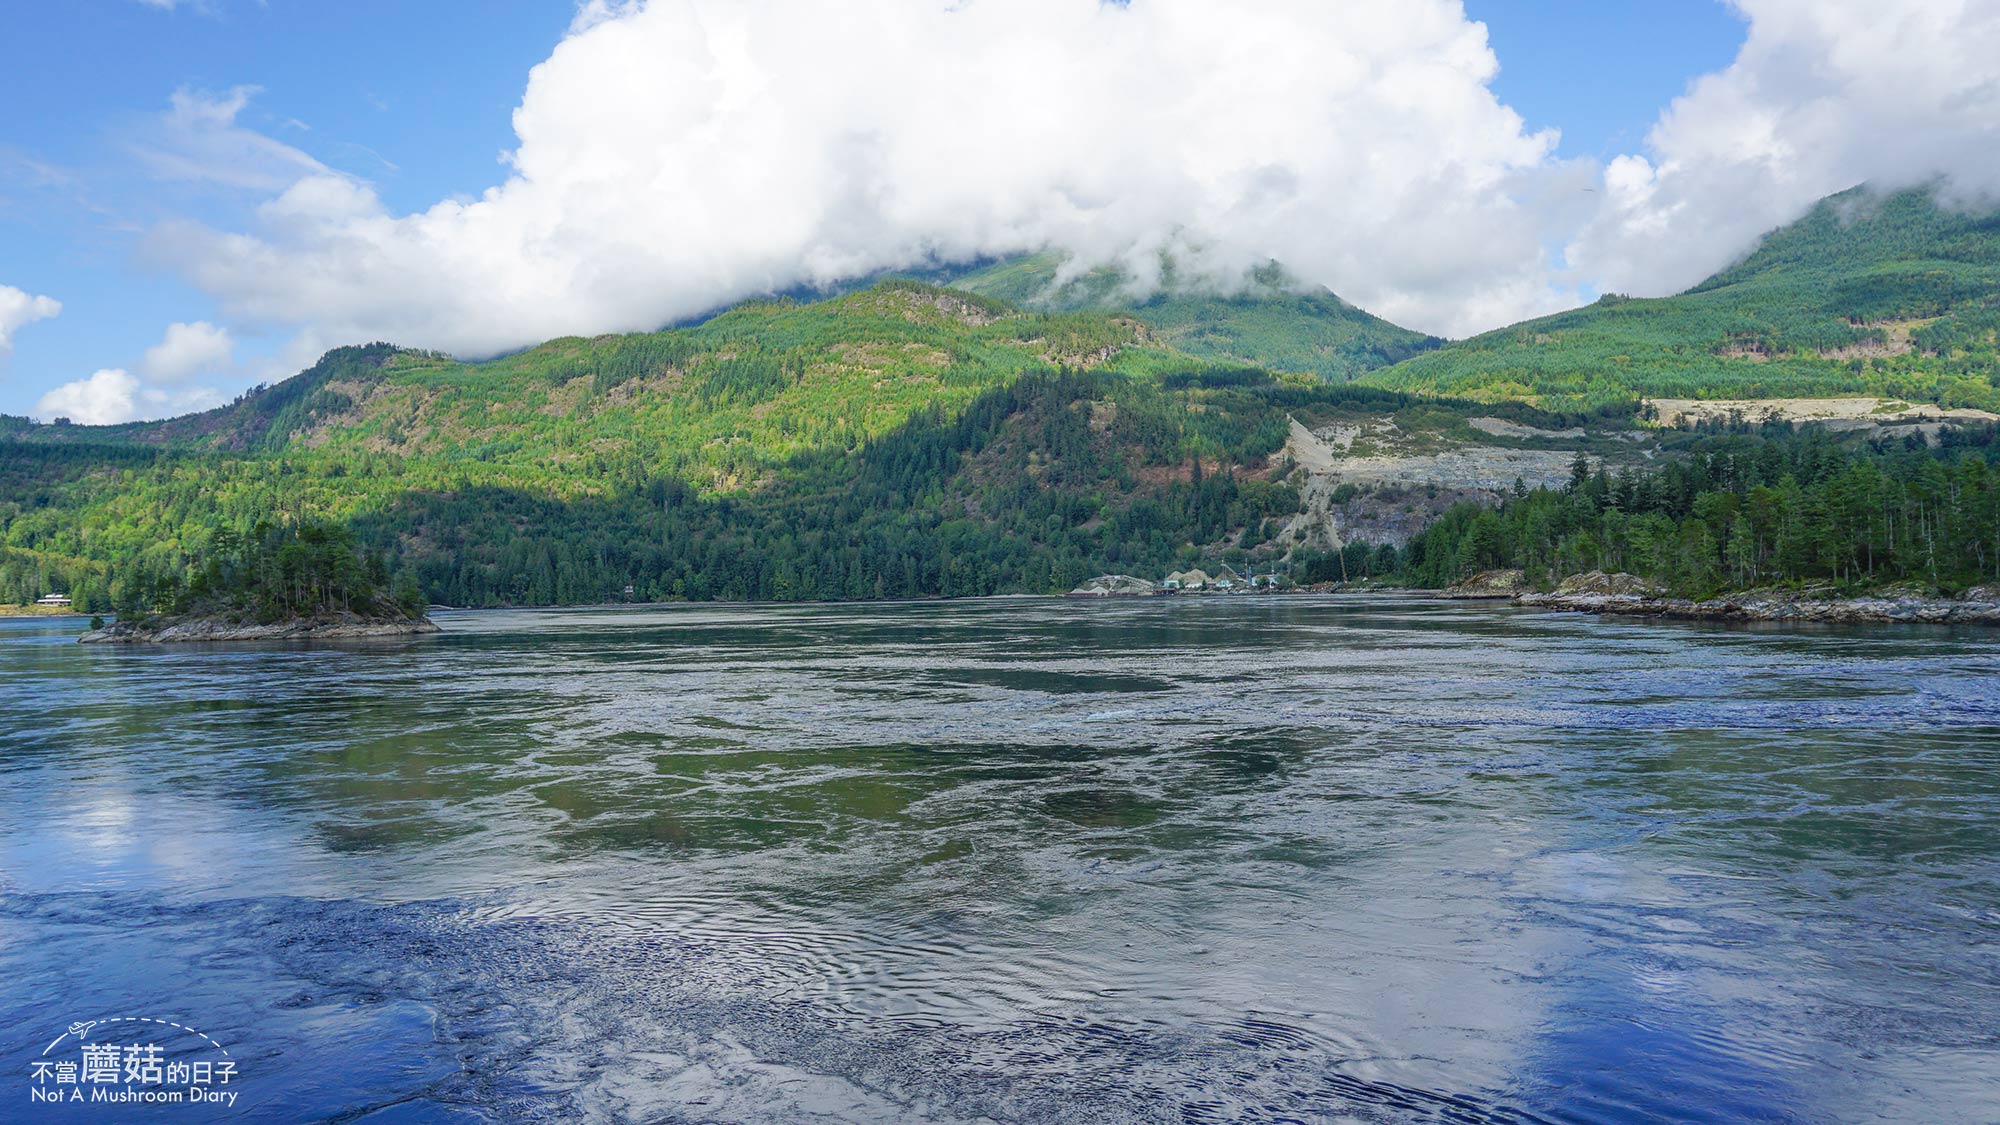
[149,0,1571,350]
[1569,0,2000,296]
[130,0,2000,367]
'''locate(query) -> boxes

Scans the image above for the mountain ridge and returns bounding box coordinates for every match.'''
[13,183,1994,449]
[1359,185,2000,411]
[5,184,2000,611]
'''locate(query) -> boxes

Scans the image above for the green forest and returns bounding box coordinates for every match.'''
[1381,424,2000,596]
[0,272,1541,612]
[2,366,1433,609]
[1361,187,2000,412]
[113,520,424,625]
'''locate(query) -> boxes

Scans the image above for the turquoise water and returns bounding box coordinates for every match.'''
[2,597,1998,1121]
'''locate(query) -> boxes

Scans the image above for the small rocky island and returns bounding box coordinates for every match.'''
[80,521,439,644]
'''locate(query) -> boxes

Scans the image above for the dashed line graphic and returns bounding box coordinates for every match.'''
[41,1018,229,1057]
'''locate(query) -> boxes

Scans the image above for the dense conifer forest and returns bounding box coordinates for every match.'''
[110,521,425,625]
[1381,424,2000,596]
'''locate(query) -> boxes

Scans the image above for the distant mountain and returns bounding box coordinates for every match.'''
[943,253,1440,382]
[3,282,1165,466]
[9,187,2000,611]
[1361,185,2000,411]
[0,279,1532,608]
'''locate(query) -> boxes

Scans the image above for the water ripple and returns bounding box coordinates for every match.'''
[1,598,1997,1121]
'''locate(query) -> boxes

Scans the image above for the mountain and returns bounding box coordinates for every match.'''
[1361,185,2000,412]
[6,283,1136,482]
[9,185,2000,612]
[943,253,1440,382]
[2,279,1581,610]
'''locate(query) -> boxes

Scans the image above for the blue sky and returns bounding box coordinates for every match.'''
[1468,0,1744,160]
[0,0,1855,419]
[1,1,575,415]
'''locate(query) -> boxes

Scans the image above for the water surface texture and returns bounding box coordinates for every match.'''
[3,597,1998,1122]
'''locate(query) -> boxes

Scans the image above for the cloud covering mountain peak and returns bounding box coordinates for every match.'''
[149,0,1573,353]
[130,0,2000,369]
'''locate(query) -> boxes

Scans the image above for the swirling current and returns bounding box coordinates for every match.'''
[2,596,1997,1121]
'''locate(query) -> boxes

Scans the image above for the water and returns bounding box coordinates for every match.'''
[2,596,1998,1122]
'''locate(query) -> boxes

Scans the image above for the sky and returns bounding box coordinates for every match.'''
[2,0,1996,423]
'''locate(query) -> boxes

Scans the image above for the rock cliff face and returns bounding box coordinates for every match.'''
[80,611,441,644]
[1269,413,1631,553]
[1269,418,1346,556]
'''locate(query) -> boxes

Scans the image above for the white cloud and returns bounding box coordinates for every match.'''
[149,0,1576,346]
[140,320,235,382]
[39,315,243,421]
[134,0,220,17]
[133,86,331,192]
[28,317,238,422]
[0,284,61,353]
[35,367,228,425]
[36,369,140,424]
[1570,0,2000,296]
[119,0,2000,365]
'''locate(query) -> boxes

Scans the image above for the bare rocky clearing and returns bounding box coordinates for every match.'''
[1273,415,1604,549]
[1647,396,2000,431]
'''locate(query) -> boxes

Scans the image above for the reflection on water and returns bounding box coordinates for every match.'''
[2,597,1999,1121]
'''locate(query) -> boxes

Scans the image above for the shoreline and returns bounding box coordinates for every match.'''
[1515,590,2000,626]
[80,615,441,644]
[70,590,1998,632]
[0,606,90,618]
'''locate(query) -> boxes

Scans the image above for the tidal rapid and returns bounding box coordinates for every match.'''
[3,597,1997,1122]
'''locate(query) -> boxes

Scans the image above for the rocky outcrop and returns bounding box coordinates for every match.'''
[1518,580,2000,626]
[1440,569,1528,599]
[1546,571,1662,597]
[1269,418,1344,556]
[1270,413,1611,553]
[1066,575,1160,598]
[1274,471,1345,555]
[81,611,441,644]
[1646,396,2000,435]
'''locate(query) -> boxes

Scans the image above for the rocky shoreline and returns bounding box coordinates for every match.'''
[1517,589,2000,626]
[80,613,441,644]
[1436,569,1527,599]
[1501,571,2000,626]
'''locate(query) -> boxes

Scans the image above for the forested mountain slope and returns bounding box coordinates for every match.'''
[0,280,1585,608]
[9,186,2000,611]
[5,283,1144,489]
[1361,186,2000,412]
